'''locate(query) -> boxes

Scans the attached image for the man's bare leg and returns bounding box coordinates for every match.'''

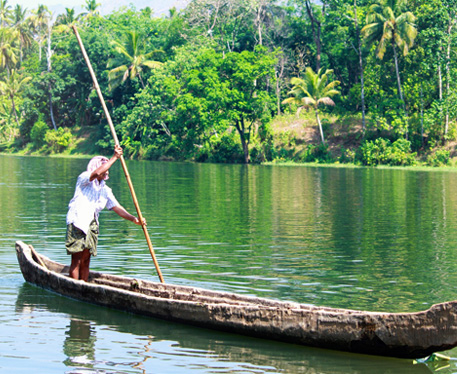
[69,249,91,281]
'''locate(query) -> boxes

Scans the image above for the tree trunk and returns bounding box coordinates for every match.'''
[257,7,263,46]
[315,108,325,145]
[47,22,57,131]
[275,55,285,116]
[445,18,453,136]
[305,0,322,71]
[438,64,442,101]
[392,45,405,110]
[11,95,20,128]
[253,0,267,47]
[392,43,408,138]
[38,38,42,61]
[138,73,146,89]
[420,83,424,147]
[235,119,250,163]
[354,0,366,131]
[19,39,23,66]
[207,0,221,36]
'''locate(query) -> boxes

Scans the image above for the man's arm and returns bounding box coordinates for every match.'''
[112,205,145,226]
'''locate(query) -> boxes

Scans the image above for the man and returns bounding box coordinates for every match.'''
[65,145,143,281]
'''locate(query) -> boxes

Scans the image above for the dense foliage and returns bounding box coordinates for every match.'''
[0,0,456,164]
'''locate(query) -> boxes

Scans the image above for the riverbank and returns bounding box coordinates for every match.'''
[268,113,457,168]
[2,113,456,168]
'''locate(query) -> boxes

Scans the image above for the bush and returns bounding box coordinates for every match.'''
[299,143,333,163]
[30,119,49,149]
[249,142,265,164]
[388,138,417,166]
[360,138,391,166]
[213,133,244,163]
[44,127,74,153]
[360,138,416,166]
[196,133,244,163]
[339,147,356,164]
[427,150,450,167]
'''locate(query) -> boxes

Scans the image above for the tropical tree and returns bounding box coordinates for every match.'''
[107,30,162,90]
[303,0,324,71]
[54,7,80,34]
[361,0,417,117]
[0,27,18,74]
[0,69,32,127]
[81,0,101,19]
[0,103,14,141]
[0,0,12,26]
[352,0,366,131]
[55,7,78,27]
[30,4,51,61]
[12,5,33,65]
[217,47,277,163]
[283,67,340,145]
[442,0,457,136]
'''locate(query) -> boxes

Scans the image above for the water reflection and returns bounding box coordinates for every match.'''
[63,318,96,369]
[15,284,435,374]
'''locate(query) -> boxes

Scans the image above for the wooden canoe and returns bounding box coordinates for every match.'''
[15,240,457,359]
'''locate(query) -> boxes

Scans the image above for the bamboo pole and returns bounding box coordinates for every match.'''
[72,25,164,283]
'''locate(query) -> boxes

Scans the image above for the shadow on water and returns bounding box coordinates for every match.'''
[14,283,434,374]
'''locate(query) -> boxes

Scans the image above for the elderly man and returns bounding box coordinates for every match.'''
[65,145,143,281]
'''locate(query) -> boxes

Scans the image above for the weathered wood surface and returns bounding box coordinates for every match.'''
[15,240,457,358]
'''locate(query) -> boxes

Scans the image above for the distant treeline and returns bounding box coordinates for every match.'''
[0,0,456,165]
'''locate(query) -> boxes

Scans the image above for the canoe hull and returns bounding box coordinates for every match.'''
[15,241,457,358]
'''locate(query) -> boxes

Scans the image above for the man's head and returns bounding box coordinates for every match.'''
[87,156,110,180]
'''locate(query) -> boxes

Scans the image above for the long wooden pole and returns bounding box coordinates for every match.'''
[72,25,164,283]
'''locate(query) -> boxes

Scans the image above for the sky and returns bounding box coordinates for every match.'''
[8,0,186,17]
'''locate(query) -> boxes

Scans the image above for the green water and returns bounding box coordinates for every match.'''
[1,154,457,373]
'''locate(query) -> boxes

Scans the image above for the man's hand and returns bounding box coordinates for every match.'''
[133,217,147,226]
[113,145,123,159]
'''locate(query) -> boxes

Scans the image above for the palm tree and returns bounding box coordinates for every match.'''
[361,0,417,116]
[80,0,101,19]
[0,27,18,74]
[282,67,340,145]
[0,69,32,128]
[30,4,51,61]
[107,30,162,90]
[55,7,77,26]
[0,0,12,27]
[12,5,33,65]
[54,7,80,33]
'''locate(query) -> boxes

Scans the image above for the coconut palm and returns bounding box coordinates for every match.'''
[282,67,340,145]
[0,0,12,27]
[30,4,51,61]
[54,7,80,33]
[80,0,101,19]
[361,0,417,114]
[107,30,162,90]
[12,5,33,64]
[0,27,18,74]
[0,69,32,128]
[55,7,77,26]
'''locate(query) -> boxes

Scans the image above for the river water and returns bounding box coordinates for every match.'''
[1,154,457,373]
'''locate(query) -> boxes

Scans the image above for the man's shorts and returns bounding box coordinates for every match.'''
[65,220,99,256]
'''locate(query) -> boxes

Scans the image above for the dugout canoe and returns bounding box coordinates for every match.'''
[15,240,457,359]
